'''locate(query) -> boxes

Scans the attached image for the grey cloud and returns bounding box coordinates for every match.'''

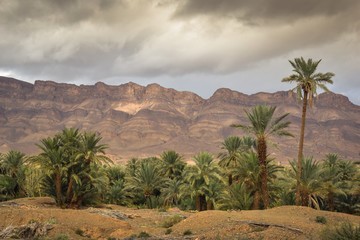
[174,0,360,24]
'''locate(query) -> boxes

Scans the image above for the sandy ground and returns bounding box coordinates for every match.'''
[0,197,359,239]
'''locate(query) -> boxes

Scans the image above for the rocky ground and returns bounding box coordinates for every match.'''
[0,197,359,239]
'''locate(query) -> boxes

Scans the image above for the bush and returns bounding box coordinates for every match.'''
[75,228,84,236]
[321,222,360,240]
[165,228,172,235]
[28,219,38,224]
[137,231,150,238]
[158,207,167,212]
[315,216,327,224]
[162,215,184,228]
[55,233,69,240]
[183,229,192,235]
[47,218,56,224]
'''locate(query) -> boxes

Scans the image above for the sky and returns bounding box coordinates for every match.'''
[1,0,359,104]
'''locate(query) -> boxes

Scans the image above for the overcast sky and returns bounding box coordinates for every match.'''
[1,0,359,104]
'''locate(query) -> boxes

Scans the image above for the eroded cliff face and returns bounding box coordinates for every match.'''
[1,76,359,163]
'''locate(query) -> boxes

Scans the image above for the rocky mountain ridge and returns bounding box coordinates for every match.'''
[1,76,359,163]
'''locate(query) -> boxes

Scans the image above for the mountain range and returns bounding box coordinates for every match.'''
[1,76,359,164]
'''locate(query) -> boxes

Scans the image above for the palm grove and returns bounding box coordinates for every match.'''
[1,58,359,214]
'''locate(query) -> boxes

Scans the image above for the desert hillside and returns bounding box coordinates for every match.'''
[1,76,360,163]
[1,197,359,240]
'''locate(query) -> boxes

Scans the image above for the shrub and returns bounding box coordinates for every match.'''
[183,229,192,235]
[162,215,184,228]
[165,228,172,235]
[28,219,38,224]
[315,216,327,224]
[138,231,150,238]
[55,233,69,240]
[128,234,138,239]
[321,222,360,240]
[158,207,167,212]
[75,228,84,236]
[47,218,56,224]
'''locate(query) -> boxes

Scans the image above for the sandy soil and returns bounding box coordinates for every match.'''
[0,197,359,239]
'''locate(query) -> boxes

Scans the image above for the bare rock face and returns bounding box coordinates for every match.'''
[0,76,359,163]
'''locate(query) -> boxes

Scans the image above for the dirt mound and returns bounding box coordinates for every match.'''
[1,197,359,239]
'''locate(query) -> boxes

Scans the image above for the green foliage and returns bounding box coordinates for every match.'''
[160,150,186,180]
[55,233,69,240]
[47,218,56,224]
[162,215,184,228]
[125,160,166,209]
[321,222,360,240]
[165,228,172,234]
[28,219,38,224]
[282,57,334,105]
[28,128,112,208]
[315,216,327,224]
[137,231,150,238]
[219,182,253,210]
[183,229,192,235]
[0,150,26,199]
[75,228,84,236]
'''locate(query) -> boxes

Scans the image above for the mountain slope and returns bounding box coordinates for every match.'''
[1,76,359,163]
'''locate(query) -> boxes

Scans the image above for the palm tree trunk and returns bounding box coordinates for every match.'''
[195,195,201,211]
[296,90,308,206]
[207,201,214,210]
[200,194,207,211]
[252,189,260,210]
[328,192,335,211]
[228,174,233,186]
[65,177,74,205]
[301,189,309,206]
[258,138,269,209]
[54,172,63,206]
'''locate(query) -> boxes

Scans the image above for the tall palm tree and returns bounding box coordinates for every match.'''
[160,150,185,180]
[231,104,293,208]
[282,57,334,205]
[183,152,223,211]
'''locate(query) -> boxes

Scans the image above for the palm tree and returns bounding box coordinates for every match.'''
[218,136,256,185]
[231,104,293,208]
[0,150,25,178]
[125,161,166,208]
[160,150,185,180]
[0,150,26,198]
[321,165,346,211]
[232,150,261,209]
[282,57,334,206]
[162,179,183,206]
[34,136,69,206]
[183,152,223,211]
[76,132,112,166]
[289,156,323,208]
[219,182,254,210]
